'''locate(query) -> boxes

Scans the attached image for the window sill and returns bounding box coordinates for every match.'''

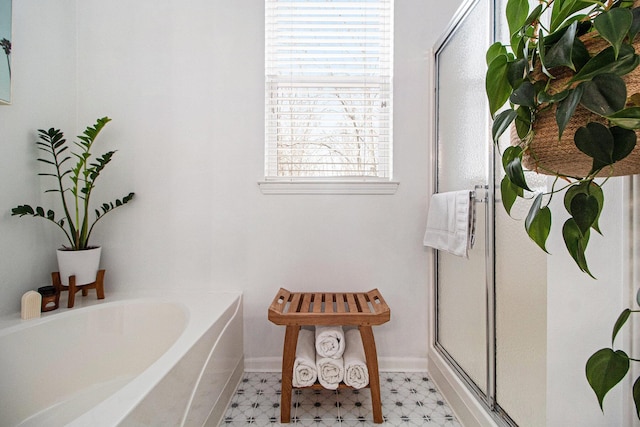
[258,180,400,195]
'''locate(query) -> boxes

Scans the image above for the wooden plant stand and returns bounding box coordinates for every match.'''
[268,288,390,423]
[52,269,106,308]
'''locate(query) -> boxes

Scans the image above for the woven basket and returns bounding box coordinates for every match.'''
[518,4,640,177]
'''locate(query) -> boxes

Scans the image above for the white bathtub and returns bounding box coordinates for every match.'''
[0,291,243,427]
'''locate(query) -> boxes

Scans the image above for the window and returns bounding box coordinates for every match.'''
[264,0,394,188]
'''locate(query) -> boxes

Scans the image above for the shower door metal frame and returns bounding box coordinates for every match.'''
[431,0,515,425]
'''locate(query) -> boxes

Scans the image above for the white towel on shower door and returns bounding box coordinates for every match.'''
[423,190,474,258]
[343,329,369,389]
[292,329,318,387]
[316,354,344,390]
[315,325,345,358]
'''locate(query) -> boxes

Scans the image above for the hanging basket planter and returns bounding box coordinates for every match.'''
[519,29,640,177]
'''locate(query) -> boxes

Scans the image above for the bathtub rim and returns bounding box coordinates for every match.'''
[0,290,243,427]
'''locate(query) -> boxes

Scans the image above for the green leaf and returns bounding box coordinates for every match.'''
[515,106,532,139]
[594,8,633,59]
[630,7,640,41]
[580,74,627,116]
[633,376,640,419]
[563,218,593,276]
[611,309,631,345]
[525,195,551,252]
[544,21,578,70]
[550,0,594,32]
[492,109,518,143]
[486,55,513,117]
[538,89,570,104]
[610,126,637,162]
[523,4,543,30]
[574,122,614,166]
[569,193,600,234]
[506,0,529,37]
[564,181,604,234]
[572,44,639,82]
[506,58,527,88]
[501,175,523,215]
[607,107,640,129]
[509,81,536,107]
[572,37,591,71]
[557,85,585,138]
[586,348,630,410]
[486,43,508,66]
[503,146,531,191]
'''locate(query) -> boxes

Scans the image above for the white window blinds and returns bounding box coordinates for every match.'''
[265,0,393,179]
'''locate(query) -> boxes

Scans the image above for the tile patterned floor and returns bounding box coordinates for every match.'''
[220,372,462,426]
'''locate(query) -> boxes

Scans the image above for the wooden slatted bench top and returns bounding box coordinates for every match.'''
[268,288,390,326]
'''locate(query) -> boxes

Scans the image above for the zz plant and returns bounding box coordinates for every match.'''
[487,0,640,277]
[11,117,135,250]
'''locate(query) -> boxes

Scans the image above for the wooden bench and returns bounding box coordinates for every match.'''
[268,288,390,423]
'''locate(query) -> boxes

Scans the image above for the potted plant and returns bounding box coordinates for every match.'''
[487,0,640,419]
[11,117,134,285]
[487,0,640,277]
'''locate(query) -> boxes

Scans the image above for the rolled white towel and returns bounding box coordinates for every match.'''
[343,329,369,389]
[315,325,345,358]
[293,329,318,387]
[316,355,344,390]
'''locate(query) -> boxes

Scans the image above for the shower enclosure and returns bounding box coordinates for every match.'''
[430,0,547,426]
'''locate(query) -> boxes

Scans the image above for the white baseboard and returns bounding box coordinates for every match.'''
[244,357,429,372]
[427,350,498,427]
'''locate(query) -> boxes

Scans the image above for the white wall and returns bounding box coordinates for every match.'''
[0,1,461,367]
[0,0,77,317]
[546,179,627,426]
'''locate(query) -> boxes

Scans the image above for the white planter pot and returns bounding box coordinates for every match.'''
[56,247,102,286]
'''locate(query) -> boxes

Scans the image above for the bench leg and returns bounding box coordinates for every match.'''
[359,325,383,423]
[280,325,300,423]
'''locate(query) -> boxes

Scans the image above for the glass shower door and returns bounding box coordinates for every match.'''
[434,0,491,398]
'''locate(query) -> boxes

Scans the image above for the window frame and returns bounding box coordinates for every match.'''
[261,0,397,195]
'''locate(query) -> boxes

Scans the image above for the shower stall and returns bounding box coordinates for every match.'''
[429,0,547,426]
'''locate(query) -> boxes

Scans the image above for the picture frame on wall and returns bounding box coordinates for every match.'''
[0,0,11,105]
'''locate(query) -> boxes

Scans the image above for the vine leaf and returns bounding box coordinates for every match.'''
[586,348,630,410]
[569,193,600,235]
[557,85,585,138]
[610,126,637,163]
[633,376,640,420]
[611,308,631,345]
[544,21,578,70]
[509,81,536,107]
[572,44,639,83]
[563,218,593,277]
[502,146,531,191]
[487,55,512,117]
[492,109,517,143]
[594,8,633,60]
[501,175,523,216]
[506,0,529,38]
[525,194,551,252]
[486,42,508,65]
[608,107,640,129]
[580,74,627,116]
[564,181,604,234]
[574,122,614,166]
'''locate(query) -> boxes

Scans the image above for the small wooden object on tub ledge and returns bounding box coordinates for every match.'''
[52,270,106,308]
[268,288,390,423]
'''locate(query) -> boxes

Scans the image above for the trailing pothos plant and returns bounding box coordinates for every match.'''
[487,0,640,277]
[11,117,135,250]
[586,290,640,418]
